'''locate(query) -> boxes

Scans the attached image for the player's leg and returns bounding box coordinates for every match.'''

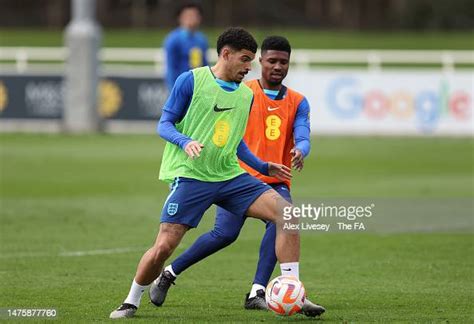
[151,207,245,306]
[252,221,277,288]
[246,189,299,264]
[243,220,276,310]
[216,173,296,265]
[135,223,189,284]
[252,219,278,288]
[245,184,291,310]
[110,178,214,319]
[110,223,188,319]
[171,207,244,275]
[192,174,325,317]
[246,187,325,317]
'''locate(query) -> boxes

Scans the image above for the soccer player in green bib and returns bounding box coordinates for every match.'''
[110,28,316,319]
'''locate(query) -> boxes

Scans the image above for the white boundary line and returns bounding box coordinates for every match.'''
[0,245,186,259]
[58,247,147,257]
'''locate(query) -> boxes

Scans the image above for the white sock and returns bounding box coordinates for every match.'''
[249,283,266,298]
[164,265,177,278]
[123,279,148,307]
[280,262,299,279]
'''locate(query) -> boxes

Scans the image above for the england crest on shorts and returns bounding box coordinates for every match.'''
[167,203,179,216]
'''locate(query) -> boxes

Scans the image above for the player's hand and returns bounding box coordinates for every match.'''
[268,162,292,181]
[290,148,304,171]
[184,140,204,159]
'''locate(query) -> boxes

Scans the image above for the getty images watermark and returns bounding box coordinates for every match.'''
[282,203,375,232]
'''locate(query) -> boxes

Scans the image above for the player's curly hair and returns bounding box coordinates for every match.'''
[216,27,258,55]
[261,36,291,55]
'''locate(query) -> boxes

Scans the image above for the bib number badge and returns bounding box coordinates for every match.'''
[212,120,230,147]
[265,115,282,140]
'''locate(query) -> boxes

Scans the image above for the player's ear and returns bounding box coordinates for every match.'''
[221,47,231,61]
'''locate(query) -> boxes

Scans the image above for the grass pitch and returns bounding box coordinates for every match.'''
[1,28,473,50]
[0,134,473,322]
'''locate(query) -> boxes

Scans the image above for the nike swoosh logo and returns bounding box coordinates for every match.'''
[267,106,280,111]
[214,105,235,112]
[282,268,292,271]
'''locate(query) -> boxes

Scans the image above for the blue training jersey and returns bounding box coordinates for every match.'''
[163,28,209,90]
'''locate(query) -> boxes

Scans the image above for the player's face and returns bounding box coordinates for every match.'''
[225,49,255,83]
[179,8,202,30]
[260,50,290,85]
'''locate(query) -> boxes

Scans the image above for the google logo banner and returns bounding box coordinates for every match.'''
[287,70,473,136]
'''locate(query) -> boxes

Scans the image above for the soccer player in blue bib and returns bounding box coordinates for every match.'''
[164,2,208,90]
[110,28,323,319]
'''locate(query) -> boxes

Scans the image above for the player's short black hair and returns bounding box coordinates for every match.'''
[261,36,291,55]
[216,27,258,55]
[176,2,203,17]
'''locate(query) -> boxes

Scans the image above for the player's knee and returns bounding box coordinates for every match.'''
[210,229,239,246]
[220,232,238,245]
[151,242,174,261]
[271,201,293,225]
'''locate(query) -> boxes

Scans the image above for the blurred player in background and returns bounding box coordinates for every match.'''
[152,36,325,317]
[110,27,308,319]
[164,2,208,90]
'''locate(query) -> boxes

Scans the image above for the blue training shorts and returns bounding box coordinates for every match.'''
[211,183,292,237]
[160,173,272,228]
[215,183,292,227]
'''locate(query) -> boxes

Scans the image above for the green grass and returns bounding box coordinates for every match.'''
[1,134,473,322]
[1,28,473,49]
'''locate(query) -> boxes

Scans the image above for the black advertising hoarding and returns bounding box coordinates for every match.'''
[0,75,62,119]
[0,74,168,120]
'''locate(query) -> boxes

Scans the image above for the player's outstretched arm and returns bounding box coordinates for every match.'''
[268,162,292,181]
[237,140,291,181]
[236,140,268,174]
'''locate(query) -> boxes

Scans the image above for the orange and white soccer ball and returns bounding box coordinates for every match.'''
[265,275,305,316]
